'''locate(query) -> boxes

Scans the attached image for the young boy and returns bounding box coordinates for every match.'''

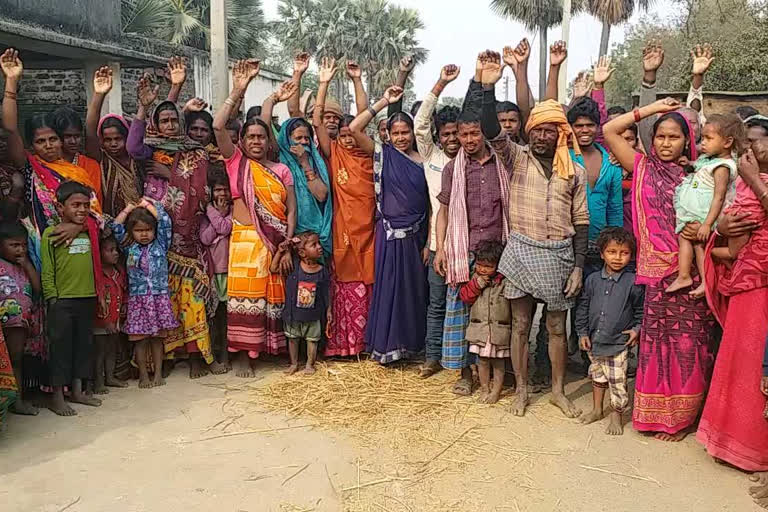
[272,231,330,376]
[200,169,232,374]
[576,227,644,435]
[41,181,102,416]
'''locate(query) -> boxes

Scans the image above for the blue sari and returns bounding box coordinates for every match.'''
[365,144,429,363]
[277,118,333,257]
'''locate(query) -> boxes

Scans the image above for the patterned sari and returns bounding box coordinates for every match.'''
[131,102,213,363]
[226,152,288,357]
[0,329,17,428]
[696,186,768,471]
[98,114,143,217]
[631,135,715,434]
[326,141,375,357]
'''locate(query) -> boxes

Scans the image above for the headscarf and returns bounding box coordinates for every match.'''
[277,117,333,257]
[306,97,343,120]
[525,99,581,179]
[144,101,203,153]
[97,113,130,137]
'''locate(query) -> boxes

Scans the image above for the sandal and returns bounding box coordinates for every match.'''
[452,378,473,396]
[419,360,442,379]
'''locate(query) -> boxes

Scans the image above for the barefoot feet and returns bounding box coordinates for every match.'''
[189,358,210,379]
[689,282,706,299]
[234,353,256,378]
[653,430,688,442]
[106,377,129,388]
[209,361,231,375]
[605,410,624,435]
[304,365,316,376]
[69,393,103,407]
[750,473,768,509]
[10,399,39,416]
[284,364,299,376]
[49,393,77,416]
[665,275,692,294]
[510,391,528,416]
[578,408,603,425]
[550,392,582,418]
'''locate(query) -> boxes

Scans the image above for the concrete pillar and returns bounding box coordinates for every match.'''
[83,61,123,116]
[210,0,229,109]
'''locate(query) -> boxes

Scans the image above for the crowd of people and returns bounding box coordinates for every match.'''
[0,36,766,506]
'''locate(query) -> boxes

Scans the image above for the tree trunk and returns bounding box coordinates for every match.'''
[538,26,547,101]
[599,22,611,57]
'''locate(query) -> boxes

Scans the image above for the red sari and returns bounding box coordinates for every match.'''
[697,197,768,471]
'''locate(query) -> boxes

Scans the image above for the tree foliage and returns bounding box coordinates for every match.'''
[121,0,268,59]
[273,0,428,99]
[603,0,768,107]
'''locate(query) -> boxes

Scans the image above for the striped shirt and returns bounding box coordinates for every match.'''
[490,134,589,242]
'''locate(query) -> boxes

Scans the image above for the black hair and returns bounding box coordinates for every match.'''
[246,106,262,120]
[50,106,83,137]
[0,220,27,242]
[208,165,230,189]
[289,117,315,141]
[625,123,639,138]
[185,110,213,131]
[735,106,759,121]
[410,101,423,118]
[567,97,600,126]
[99,116,128,138]
[653,113,692,159]
[125,207,158,236]
[386,112,414,133]
[706,113,747,155]
[225,119,242,133]
[435,105,460,132]
[339,114,355,129]
[293,230,320,254]
[474,240,504,266]
[99,233,119,251]
[0,199,20,222]
[56,181,91,204]
[456,110,481,128]
[607,106,627,117]
[746,118,768,137]
[24,113,58,146]
[496,101,521,115]
[240,116,271,139]
[596,227,636,254]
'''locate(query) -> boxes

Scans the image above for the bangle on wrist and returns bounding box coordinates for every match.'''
[4,90,17,100]
[633,108,642,123]
[224,97,236,107]
[367,106,377,118]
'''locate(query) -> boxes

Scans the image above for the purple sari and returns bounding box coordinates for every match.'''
[365,144,429,363]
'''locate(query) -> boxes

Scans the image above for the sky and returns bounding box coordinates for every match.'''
[262,0,675,100]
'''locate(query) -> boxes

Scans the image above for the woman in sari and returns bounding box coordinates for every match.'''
[349,86,429,364]
[84,66,143,218]
[277,118,331,259]
[212,59,297,378]
[313,58,375,357]
[604,97,715,441]
[0,328,18,428]
[1,48,103,408]
[697,140,768,497]
[126,73,214,378]
[51,106,102,204]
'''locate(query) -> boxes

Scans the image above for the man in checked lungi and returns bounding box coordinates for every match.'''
[481,52,590,418]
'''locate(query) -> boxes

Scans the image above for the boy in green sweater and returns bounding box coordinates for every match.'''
[42,181,101,416]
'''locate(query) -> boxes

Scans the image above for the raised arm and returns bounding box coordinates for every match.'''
[287,52,310,119]
[592,55,615,145]
[127,74,160,161]
[603,97,680,173]
[479,51,505,141]
[689,43,714,114]
[346,60,368,114]
[0,48,26,168]
[416,64,460,159]
[213,59,261,160]
[85,65,113,161]
[388,56,415,117]
[313,57,338,160]
[166,56,187,103]
[546,40,567,102]
[638,41,665,152]
[350,86,403,156]
[504,38,532,122]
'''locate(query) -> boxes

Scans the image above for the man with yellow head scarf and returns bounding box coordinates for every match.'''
[477,50,589,420]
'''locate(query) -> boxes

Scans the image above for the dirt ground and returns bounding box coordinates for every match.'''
[0,351,762,512]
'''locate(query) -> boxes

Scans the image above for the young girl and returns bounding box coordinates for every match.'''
[0,220,40,415]
[110,199,179,388]
[459,241,509,404]
[200,168,232,374]
[92,234,128,393]
[272,231,330,376]
[667,114,745,297]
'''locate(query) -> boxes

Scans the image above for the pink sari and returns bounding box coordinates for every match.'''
[630,121,715,435]
[697,187,768,471]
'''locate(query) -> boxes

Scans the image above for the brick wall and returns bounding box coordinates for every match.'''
[120,67,196,116]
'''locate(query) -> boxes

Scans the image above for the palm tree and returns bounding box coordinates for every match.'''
[121,0,267,58]
[587,0,653,56]
[490,0,567,99]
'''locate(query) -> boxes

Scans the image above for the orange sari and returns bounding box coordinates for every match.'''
[330,141,375,284]
[74,153,103,204]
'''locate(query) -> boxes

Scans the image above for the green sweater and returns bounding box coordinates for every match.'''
[41,228,95,301]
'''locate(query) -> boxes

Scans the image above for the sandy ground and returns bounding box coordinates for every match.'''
[0,352,762,512]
